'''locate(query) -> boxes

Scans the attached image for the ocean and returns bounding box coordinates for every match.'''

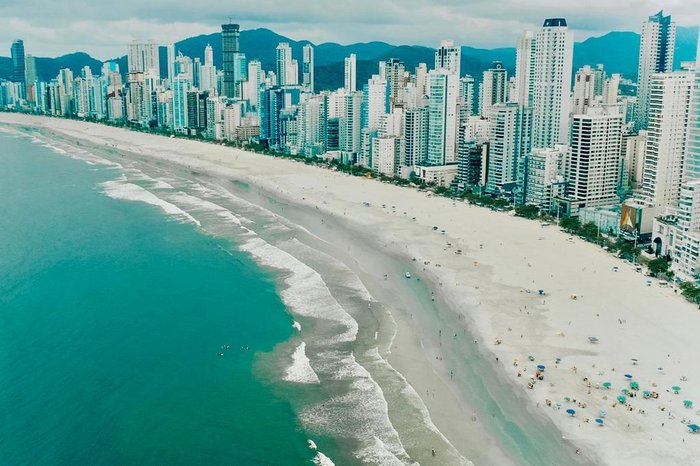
[0,130,318,465]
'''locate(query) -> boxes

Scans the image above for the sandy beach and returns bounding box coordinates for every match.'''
[4,113,700,465]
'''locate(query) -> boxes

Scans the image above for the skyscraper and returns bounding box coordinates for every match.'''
[222,23,240,97]
[127,40,159,75]
[531,18,573,149]
[167,44,176,85]
[479,61,507,117]
[636,11,675,130]
[486,102,532,192]
[302,44,314,93]
[344,54,357,92]
[640,71,693,210]
[276,43,294,86]
[572,65,599,115]
[427,70,458,165]
[567,105,624,209]
[434,40,460,75]
[11,39,26,97]
[513,31,535,107]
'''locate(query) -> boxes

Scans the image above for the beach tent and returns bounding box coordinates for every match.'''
[566,409,576,416]
[689,424,700,433]
[602,382,612,389]
[684,400,693,408]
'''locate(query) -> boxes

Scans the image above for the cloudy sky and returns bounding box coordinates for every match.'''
[0,0,696,59]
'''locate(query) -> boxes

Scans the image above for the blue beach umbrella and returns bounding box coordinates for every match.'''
[566,408,576,416]
[624,374,633,379]
[537,365,546,371]
[595,418,604,425]
[689,424,700,433]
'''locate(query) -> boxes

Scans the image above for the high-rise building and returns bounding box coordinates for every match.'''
[572,65,599,115]
[127,40,159,75]
[415,63,428,98]
[403,107,428,167]
[276,43,296,86]
[200,44,217,93]
[166,44,176,85]
[221,23,241,97]
[426,70,459,165]
[344,53,356,92]
[513,31,535,106]
[25,54,37,103]
[11,39,26,99]
[479,61,507,117]
[386,59,406,110]
[531,18,573,149]
[636,10,675,130]
[522,145,567,210]
[434,40,460,75]
[303,44,314,93]
[458,75,475,124]
[683,35,700,183]
[486,102,532,192]
[11,39,25,84]
[640,71,693,210]
[566,105,624,209]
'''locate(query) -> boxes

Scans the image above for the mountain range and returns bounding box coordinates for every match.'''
[1,27,698,91]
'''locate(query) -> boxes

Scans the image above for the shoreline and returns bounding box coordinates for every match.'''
[4,114,700,465]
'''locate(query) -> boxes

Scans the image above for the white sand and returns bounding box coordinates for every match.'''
[5,114,700,465]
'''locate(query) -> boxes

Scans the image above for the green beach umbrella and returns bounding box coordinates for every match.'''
[564,396,572,402]
[621,388,629,395]
[630,381,639,390]
[672,386,681,394]
[643,390,652,398]
[602,382,612,389]
[684,400,693,408]
[617,395,627,404]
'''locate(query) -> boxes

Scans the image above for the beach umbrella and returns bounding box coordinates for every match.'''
[621,388,630,395]
[564,396,572,403]
[672,386,682,394]
[595,418,604,425]
[684,400,693,408]
[588,336,599,343]
[643,390,652,399]
[528,355,535,361]
[624,374,633,379]
[630,381,639,390]
[598,409,607,418]
[689,424,700,433]
[566,408,576,416]
[617,395,627,404]
[602,382,612,389]
[537,364,546,371]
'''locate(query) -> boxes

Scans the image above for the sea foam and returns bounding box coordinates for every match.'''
[284,342,319,384]
[101,179,200,226]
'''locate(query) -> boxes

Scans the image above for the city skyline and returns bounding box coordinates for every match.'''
[1,1,699,59]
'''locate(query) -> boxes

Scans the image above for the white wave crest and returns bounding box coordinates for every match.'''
[239,237,358,343]
[313,452,335,466]
[284,342,320,384]
[101,179,200,226]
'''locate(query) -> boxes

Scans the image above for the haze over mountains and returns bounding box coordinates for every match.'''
[1,26,698,90]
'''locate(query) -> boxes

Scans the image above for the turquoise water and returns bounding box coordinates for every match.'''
[0,132,314,465]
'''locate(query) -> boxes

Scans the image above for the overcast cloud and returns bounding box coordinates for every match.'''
[0,0,697,59]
